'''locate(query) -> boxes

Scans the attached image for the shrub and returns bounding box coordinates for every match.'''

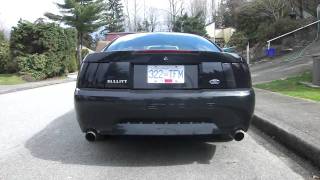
[10,20,77,80]
[229,31,248,50]
[256,18,301,42]
[81,49,90,60]
[67,53,78,73]
[17,54,48,80]
[0,31,5,42]
[0,40,10,73]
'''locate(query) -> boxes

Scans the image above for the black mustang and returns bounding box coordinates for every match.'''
[74,32,255,142]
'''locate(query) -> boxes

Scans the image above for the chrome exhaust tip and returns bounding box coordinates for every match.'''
[233,130,245,141]
[85,131,97,142]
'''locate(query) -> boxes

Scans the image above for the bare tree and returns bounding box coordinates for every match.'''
[133,0,141,31]
[255,0,290,21]
[148,7,158,32]
[168,0,184,31]
[190,0,208,21]
[123,0,132,31]
[190,0,207,16]
[123,0,141,32]
[209,0,217,23]
[143,0,146,21]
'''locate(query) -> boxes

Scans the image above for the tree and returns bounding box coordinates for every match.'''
[234,2,267,40]
[254,0,290,22]
[229,31,248,50]
[10,20,77,79]
[82,33,95,49]
[298,0,304,18]
[0,30,5,42]
[232,0,300,44]
[104,0,125,32]
[190,0,207,21]
[142,20,150,32]
[123,0,132,31]
[172,13,207,37]
[136,21,144,32]
[45,0,104,63]
[0,30,10,73]
[148,8,158,32]
[168,0,184,31]
[220,0,247,27]
[209,0,217,23]
[133,0,140,31]
[135,8,159,32]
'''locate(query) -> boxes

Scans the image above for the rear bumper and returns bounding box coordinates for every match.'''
[74,88,255,137]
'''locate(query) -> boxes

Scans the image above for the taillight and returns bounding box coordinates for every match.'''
[77,62,130,89]
[222,63,251,89]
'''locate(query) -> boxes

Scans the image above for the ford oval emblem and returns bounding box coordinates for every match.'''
[163,56,169,61]
[209,79,220,85]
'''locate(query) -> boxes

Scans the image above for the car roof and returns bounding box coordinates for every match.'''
[114,32,208,41]
[103,32,220,52]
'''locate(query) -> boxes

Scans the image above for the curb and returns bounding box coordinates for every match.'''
[0,79,76,95]
[252,114,320,168]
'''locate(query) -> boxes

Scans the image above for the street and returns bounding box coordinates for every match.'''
[0,82,318,180]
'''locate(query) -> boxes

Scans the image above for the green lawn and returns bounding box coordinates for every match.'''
[0,74,26,85]
[255,72,320,102]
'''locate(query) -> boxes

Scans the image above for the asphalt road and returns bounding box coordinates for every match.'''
[251,56,313,84]
[0,82,319,180]
[251,39,320,84]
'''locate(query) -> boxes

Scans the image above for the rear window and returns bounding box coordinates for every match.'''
[104,33,221,52]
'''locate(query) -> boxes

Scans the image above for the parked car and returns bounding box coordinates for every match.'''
[74,32,255,142]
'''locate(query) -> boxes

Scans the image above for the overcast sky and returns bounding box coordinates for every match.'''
[0,0,219,33]
[0,0,60,30]
[0,0,170,30]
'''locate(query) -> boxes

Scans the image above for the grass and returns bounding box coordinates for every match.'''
[255,72,320,102]
[0,74,26,85]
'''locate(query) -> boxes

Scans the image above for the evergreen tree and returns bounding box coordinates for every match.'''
[0,30,5,42]
[105,0,125,32]
[172,13,207,37]
[136,20,150,32]
[45,0,104,63]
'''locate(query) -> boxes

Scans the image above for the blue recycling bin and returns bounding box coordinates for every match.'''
[266,48,276,57]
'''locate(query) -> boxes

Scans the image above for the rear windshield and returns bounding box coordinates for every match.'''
[104,33,221,52]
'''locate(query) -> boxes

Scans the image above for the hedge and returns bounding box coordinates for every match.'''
[10,20,77,80]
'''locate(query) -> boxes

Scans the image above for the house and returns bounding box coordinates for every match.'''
[95,32,134,52]
[205,22,236,46]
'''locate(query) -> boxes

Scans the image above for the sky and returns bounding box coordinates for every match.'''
[0,0,168,31]
[0,0,61,30]
[0,0,219,34]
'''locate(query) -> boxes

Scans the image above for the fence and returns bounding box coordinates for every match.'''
[267,19,320,50]
[259,18,320,62]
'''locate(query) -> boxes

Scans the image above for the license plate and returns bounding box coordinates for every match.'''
[147,65,185,84]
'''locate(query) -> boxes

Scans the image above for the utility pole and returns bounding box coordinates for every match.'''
[246,42,250,64]
[317,4,320,39]
[213,22,216,43]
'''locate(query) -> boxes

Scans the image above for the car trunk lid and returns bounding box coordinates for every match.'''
[77,51,251,90]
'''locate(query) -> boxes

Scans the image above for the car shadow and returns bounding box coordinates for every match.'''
[25,110,216,167]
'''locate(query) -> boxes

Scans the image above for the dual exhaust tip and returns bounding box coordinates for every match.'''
[85,131,97,142]
[232,130,245,141]
[85,129,245,142]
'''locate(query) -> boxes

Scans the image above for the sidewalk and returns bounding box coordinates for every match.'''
[0,73,77,94]
[253,88,320,167]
